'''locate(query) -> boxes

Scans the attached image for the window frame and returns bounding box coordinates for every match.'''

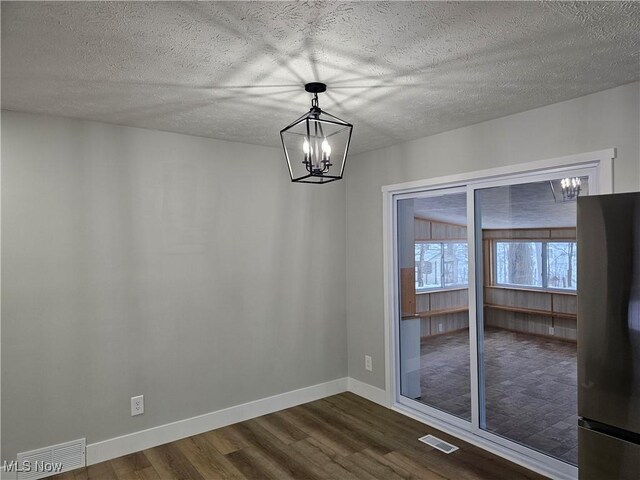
[415,240,469,292]
[492,239,577,292]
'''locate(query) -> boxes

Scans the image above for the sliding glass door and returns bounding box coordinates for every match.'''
[475,175,588,466]
[392,162,603,476]
[397,189,471,422]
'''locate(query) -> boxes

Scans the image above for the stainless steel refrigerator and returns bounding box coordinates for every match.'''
[577,192,640,479]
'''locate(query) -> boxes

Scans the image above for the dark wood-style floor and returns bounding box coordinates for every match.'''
[51,392,546,480]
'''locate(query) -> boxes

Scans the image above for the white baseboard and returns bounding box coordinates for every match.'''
[6,377,567,480]
[87,377,348,465]
[4,376,388,471]
[347,377,389,407]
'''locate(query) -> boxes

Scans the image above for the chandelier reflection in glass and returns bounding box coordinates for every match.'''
[561,177,582,200]
[280,83,352,184]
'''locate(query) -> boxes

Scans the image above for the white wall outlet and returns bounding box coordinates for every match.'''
[131,395,144,416]
[365,355,373,372]
[438,323,444,333]
[549,326,555,335]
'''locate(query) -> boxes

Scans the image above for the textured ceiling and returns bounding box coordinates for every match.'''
[414,177,589,229]
[2,1,639,154]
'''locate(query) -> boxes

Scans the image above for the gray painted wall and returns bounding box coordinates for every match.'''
[2,81,639,460]
[346,82,640,388]
[1,111,347,460]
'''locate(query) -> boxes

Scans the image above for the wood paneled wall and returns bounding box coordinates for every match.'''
[482,227,577,341]
[413,217,469,338]
[415,217,467,241]
[417,289,469,336]
[410,220,576,341]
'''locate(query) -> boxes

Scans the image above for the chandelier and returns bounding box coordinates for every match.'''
[280,83,352,184]
[561,177,582,200]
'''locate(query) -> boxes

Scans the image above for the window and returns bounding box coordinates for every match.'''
[494,241,543,288]
[415,242,468,290]
[547,242,577,289]
[494,240,577,291]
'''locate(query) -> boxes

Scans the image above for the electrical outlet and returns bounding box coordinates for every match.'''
[365,355,372,372]
[549,326,555,335]
[131,395,144,416]
[438,323,444,333]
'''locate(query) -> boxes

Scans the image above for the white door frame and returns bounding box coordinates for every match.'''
[382,148,615,480]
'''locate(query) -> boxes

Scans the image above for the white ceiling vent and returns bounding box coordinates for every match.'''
[16,438,85,480]
[418,434,459,454]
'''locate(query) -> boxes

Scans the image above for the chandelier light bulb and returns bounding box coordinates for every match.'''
[321,138,331,160]
[560,177,582,200]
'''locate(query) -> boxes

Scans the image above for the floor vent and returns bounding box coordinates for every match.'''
[418,434,459,454]
[16,438,85,480]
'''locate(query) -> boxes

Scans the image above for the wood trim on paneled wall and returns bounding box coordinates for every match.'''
[400,267,416,317]
[483,227,577,240]
[484,301,576,320]
[414,215,466,229]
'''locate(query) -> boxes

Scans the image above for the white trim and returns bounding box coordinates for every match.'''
[5,377,388,476]
[381,147,616,194]
[86,377,347,465]
[382,186,396,408]
[382,148,616,480]
[467,186,481,431]
[4,379,559,479]
[347,378,388,407]
[3,378,388,475]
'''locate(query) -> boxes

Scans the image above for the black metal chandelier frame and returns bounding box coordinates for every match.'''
[280,82,353,184]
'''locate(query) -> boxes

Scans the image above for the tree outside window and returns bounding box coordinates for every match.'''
[494,240,577,291]
[415,242,468,290]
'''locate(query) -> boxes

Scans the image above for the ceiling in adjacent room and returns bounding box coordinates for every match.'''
[2,1,639,154]
[414,178,589,229]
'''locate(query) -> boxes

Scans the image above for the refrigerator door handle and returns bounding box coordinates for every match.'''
[579,417,640,446]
